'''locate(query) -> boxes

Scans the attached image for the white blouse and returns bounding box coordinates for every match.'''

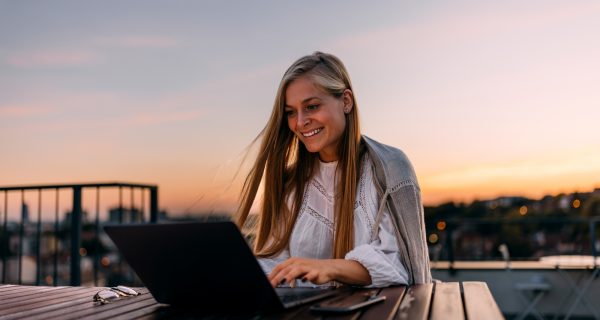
[258,155,409,287]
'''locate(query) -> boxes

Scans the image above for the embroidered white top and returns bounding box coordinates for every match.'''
[258,154,409,287]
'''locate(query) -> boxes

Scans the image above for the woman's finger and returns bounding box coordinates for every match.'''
[283,266,309,286]
[303,269,321,284]
[268,258,296,285]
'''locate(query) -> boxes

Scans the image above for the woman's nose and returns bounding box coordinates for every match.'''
[297,112,310,128]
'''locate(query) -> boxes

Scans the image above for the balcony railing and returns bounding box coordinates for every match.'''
[0,182,158,286]
[428,216,600,267]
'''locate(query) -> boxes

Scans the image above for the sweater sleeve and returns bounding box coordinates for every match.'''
[257,249,290,275]
[344,207,409,287]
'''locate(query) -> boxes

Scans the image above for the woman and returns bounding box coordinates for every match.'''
[236,52,431,288]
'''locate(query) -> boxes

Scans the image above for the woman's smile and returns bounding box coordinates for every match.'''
[302,128,323,138]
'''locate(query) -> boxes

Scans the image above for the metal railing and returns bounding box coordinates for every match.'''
[0,182,158,286]
[428,216,600,268]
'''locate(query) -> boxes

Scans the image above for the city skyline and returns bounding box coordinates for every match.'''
[2,1,599,214]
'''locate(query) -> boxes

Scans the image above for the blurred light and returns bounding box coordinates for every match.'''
[101,257,110,267]
[428,233,439,244]
[79,248,87,256]
[573,199,581,208]
[437,221,446,231]
[45,275,53,285]
[519,206,528,216]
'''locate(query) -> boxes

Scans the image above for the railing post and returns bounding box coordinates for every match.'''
[591,219,597,267]
[70,186,82,286]
[446,221,455,275]
[36,189,42,285]
[150,187,158,223]
[2,191,7,284]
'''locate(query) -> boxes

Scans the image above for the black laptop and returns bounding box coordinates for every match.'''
[104,221,339,314]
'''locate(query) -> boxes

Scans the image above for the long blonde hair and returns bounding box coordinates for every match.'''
[236,52,364,259]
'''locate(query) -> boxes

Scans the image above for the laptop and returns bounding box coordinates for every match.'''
[104,221,339,314]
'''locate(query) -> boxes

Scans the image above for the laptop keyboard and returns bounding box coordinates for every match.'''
[276,288,337,306]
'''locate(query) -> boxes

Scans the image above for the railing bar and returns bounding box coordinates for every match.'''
[18,190,24,285]
[592,221,598,268]
[36,189,42,285]
[94,186,100,286]
[70,186,82,286]
[141,188,145,223]
[129,187,135,283]
[53,188,59,286]
[119,186,123,224]
[0,182,157,192]
[118,186,123,277]
[130,187,134,222]
[2,191,7,283]
[150,187,158,223]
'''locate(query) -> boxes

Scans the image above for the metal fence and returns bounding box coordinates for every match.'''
[427,217,600,264]
[0,182,158,286]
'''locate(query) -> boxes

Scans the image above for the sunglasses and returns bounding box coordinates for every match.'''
[93,286,141,304]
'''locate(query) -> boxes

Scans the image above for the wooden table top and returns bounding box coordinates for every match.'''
[0,281,504,320]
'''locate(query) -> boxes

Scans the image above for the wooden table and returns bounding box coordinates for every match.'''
[0,281,504,319]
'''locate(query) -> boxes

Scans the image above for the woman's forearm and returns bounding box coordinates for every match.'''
[328,259,372,286]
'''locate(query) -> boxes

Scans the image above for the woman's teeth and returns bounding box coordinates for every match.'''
[302,128,322,137]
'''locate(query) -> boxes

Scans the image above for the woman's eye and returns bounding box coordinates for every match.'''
[306,104,319,110]
[285,110,296,117]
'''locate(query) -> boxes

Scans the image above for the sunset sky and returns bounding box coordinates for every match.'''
[1,0,599,218]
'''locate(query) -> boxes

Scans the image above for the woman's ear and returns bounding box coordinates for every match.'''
[342,89,354,114]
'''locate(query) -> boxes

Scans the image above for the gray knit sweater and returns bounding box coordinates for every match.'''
[363,136,433,284]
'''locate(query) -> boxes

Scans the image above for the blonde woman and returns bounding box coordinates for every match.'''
[237,52,431,288]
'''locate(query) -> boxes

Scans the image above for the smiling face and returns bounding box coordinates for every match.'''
[284,75,353,162]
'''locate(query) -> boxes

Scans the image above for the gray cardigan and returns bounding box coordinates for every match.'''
[363,136,432,284]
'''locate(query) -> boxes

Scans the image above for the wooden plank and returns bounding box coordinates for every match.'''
[394,283,433,320]
[59,294,157,320]
[5,288,151,320]
[6,293,100,320]
[0,287,97,318]
[0,285,59,297]
[0,286,94,316]
[462,281,504,320]
[0,286,69,304]
[0,285,40,297]
[0,285,26,295]
[430,282,464,320]
[360,286,405,320]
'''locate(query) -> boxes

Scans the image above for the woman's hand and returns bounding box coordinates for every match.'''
[268,257,371,287]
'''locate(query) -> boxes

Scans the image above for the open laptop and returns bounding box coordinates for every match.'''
[104,221,339,314]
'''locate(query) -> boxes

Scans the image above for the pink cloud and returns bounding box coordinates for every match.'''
[94,35,180,48]
[5,50,99,68]
[0,104,56,117]
[125,109,204,126]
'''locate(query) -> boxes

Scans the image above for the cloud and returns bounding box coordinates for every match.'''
[3,34,179,68]
[94,35,180,48]
[4,50,99,68]
[0,104,56,118]
[123,109,204,126]
[420,146,600,195]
